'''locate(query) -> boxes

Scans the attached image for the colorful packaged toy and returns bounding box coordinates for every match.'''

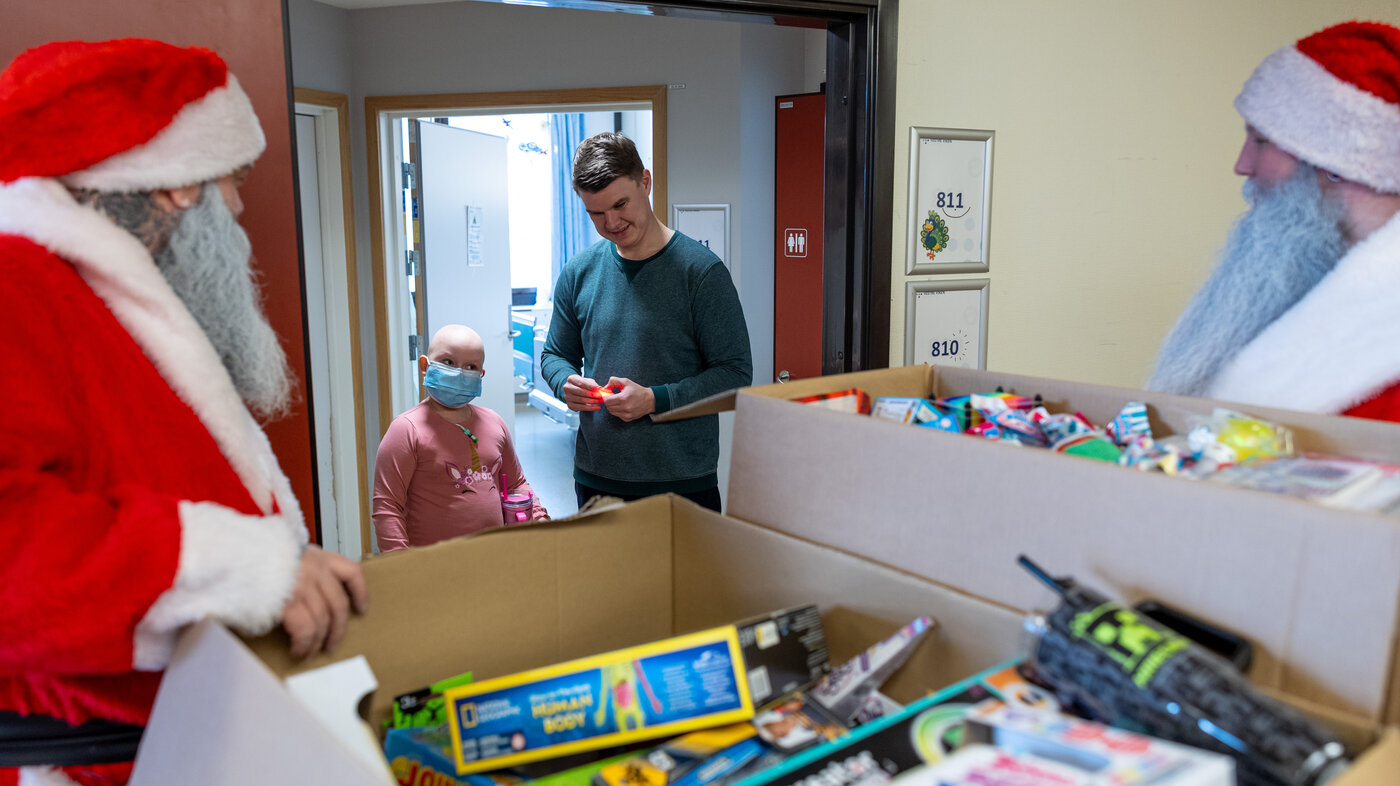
[592,723,764,786]
[385,724,524,786]
[445,608,830,775]
[964,702,1234,785]
[732,660,1048,786]
[809,617,933,723]
[394,671,476,730]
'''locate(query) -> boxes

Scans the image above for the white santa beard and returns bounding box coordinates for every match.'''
[155,185,294,421]
[1147,165,1346,395]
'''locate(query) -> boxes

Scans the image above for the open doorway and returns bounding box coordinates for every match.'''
[394,108,654,518]
[367,86,667,523]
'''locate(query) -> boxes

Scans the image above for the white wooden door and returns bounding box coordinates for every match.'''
[414,121,515,434]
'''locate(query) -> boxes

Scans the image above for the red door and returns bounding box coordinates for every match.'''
[773,93,825,382]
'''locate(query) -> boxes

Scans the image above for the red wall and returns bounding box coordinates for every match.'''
[3,2,319,542]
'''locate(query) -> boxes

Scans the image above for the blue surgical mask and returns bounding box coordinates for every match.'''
[423,361,483,408]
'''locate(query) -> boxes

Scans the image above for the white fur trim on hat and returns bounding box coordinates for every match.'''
[132,500,303,670]
[1235,47,1400,194]
[60,74,265,192]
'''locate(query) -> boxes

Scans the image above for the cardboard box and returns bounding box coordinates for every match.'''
[128,494,1400,785]
[661,365,1400,727]
[129,359,1400,783]
[129,495,1024,784]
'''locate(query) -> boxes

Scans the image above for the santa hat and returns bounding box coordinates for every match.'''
[1235,21,1400,194]
[0,38,265,191]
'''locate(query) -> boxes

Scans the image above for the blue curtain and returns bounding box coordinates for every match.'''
[550,113,599,288]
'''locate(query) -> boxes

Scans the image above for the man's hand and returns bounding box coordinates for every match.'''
[281,545,369,660]
[601,377,656,422]
[562,374,605,412]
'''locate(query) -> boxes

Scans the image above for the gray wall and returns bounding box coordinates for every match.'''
[287,0,352,95]
[288,0,821,499]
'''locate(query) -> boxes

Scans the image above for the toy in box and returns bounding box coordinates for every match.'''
[393,671,475,730]
[444,607,830,775]
[731,660,1053,786]
[962,702,1234,785]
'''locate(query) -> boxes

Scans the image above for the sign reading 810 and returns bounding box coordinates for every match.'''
[929,329,970,365]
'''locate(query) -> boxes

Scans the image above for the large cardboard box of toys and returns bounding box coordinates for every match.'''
[127,362,1400,783]
[130,487,1400,784]
[129,494,1028,784]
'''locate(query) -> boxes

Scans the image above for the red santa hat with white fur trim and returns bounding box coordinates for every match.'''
[0,37,265,190]
[1235,20,1400,195]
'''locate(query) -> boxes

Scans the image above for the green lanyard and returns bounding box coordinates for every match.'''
[455,423,482,473]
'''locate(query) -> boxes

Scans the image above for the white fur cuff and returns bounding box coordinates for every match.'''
[132,500,301,670]
[18,767,81,786]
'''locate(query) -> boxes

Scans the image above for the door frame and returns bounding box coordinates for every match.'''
[292,87,372,559]
[482,0,896,373]
[366,85,668,434]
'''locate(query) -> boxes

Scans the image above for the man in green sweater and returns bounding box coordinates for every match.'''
[541,132,753,511]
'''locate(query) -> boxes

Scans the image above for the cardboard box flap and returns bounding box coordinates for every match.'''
[653,387,739,421]
[1345,728,1400,784]
[727,374,1400,721]
[132,620,390,785]
[246,495,678,731]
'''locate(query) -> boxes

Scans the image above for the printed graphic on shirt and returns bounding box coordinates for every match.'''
[444,432,497,496]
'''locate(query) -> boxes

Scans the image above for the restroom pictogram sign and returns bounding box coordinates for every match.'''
[784,228,808,258]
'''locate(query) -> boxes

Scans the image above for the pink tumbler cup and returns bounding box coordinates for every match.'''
[501,492,533,524]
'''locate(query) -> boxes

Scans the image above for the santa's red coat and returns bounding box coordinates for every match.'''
[1208,212,1400,422]
[0,179,303,785]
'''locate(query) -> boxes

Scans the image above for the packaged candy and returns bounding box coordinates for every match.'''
[916,409,962,434]
[966,422,1002,441]
[870,397,943,426]
[990,410,1049,448]
[1212,409,1294,462]
[1051,433,1120,463]
[794,389,872,415]
[1036,412,1095,445]
[1106,401,1151,447]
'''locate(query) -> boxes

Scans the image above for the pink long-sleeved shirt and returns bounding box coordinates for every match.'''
[372,401,546,551]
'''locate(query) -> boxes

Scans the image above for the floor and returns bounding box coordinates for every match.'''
[512,395,579,518]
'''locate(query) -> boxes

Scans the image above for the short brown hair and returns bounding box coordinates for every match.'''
[572,132,644,193]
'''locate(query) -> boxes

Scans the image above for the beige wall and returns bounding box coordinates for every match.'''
[890,2,1400,388]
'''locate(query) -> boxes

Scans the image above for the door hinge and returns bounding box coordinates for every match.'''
[409,334,423,358]
[405,249,418,277]
[402,162,416,190]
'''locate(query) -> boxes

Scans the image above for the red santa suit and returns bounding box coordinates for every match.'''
[0,40,303,786]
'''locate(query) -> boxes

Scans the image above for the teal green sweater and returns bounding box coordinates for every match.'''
[540,232,753,495]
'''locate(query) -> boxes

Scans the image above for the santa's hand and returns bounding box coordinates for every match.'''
[601,377,656,422]
[281,545,368,659]
[562,374,604,412]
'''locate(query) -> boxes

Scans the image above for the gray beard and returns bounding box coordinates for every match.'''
[154,185,294,421]
[1147,165,1347,396]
